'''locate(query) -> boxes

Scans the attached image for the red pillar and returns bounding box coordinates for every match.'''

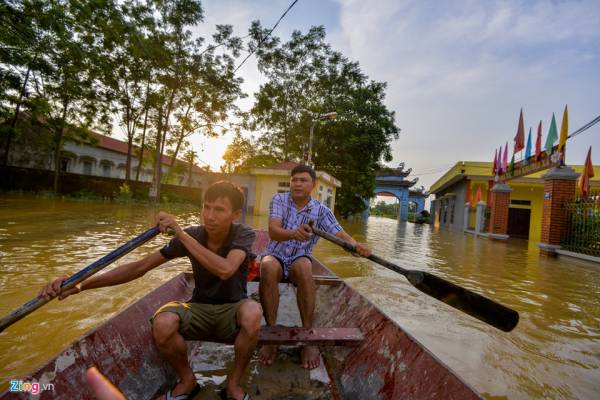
[488,182,512,239]
[538,167,579,255]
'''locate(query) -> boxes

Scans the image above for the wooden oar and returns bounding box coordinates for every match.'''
[309,222,519,332]
[0,226,160,333]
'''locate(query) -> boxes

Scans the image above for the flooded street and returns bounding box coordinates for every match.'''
[0,195,599,399]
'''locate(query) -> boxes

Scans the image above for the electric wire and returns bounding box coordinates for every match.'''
[233,0,300,73]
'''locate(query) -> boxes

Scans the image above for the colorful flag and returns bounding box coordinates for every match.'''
[492,149,498,175]
[475,186,482,203]
[535,121,542,160]
[503,142,508,173]
[545,113,558,156]
[559,104,569,162]
[497,146,503,174]
[509,154,515,176]
[514,108,525,153]
[524,127,532,161]
[579,146,594,198]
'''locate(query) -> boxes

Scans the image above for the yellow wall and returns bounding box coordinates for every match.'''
[253,174,338,216]
[465,179,545,242]
[254,175,286,216]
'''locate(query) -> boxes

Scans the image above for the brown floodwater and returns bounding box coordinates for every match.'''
[0,195,599,399]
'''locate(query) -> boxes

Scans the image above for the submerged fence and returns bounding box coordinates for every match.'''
[562,193,600,257]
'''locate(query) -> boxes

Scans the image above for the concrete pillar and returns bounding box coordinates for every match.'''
[399,191,409,221]
[488,183,512,240]
[475,200,486,235]
[463,202,470,231]
[538,166,580,255]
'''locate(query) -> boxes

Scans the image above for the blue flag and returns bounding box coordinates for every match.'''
[524,127,532,161]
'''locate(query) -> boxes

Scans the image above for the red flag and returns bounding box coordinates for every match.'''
[475,186,482,203]
[492,149,497,175]
[514,108,525,153]
[535,120,542,160]
[579,146,594,198]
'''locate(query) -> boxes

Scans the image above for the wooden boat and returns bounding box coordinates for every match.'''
[1,231,481,399]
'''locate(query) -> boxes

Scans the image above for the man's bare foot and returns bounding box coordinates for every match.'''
[301,345,320,369]
[258,344,278,365]
[222,382,246,400]
[158,378,197,400]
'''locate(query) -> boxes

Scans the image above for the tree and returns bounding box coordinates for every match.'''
[146,0,244,201]
[98,0,157,182]
[182,148,198,187]
[165,26,244,179]
[0,0,53,166]
[247,24,399,216]
[221,133,278,174]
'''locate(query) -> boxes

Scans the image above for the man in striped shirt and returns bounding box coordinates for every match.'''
[258,164,370,369]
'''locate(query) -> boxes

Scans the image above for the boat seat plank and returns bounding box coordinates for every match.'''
[258,326,363,346]
[249,274,343,286]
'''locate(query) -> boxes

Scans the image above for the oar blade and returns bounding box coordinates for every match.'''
[407,270,519,332]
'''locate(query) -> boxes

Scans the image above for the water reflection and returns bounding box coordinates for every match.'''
[0,197,599,399]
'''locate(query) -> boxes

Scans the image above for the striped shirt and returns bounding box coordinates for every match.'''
[266,192,342,260]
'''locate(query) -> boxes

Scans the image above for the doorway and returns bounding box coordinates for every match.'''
[507,208,531,239]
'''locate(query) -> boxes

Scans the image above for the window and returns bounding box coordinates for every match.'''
[319,185,323,191]
[83,161,92,175]
[278,182,290,188]
[277,189,288,193]
[102,164,111,177]
[327,188,333,194]
[450,200,455,224]
[511,200,531,206]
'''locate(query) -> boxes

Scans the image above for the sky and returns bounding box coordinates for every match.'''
[127,0,600,192]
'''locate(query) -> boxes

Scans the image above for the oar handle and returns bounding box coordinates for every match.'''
[308,222,409,275]
[0,226,160,333]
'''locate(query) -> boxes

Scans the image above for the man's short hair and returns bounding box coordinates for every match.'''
[291,164,317,182]
[204,181,245,211]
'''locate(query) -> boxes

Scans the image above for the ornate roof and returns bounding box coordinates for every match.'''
[376,162,412,178]
[376,176,419,188]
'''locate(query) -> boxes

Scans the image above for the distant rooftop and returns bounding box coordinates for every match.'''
[91,132,207,174]
[429,161,600,194]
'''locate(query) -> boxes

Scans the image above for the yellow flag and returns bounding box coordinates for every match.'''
[559,104,568,153]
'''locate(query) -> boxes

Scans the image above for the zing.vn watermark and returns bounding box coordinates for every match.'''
[9,380,54,395]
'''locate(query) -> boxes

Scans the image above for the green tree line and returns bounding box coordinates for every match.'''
[1,1,399,216]
[1,0,243,197]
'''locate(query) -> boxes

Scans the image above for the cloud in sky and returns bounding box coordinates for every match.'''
[333,0,600,187]
[171,0,600,188]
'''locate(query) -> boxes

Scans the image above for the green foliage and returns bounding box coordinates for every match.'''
[370,201,399,219]
[1,0,244,198]
[241,24,399,217]
[115,182,133,201]
[222,133,279,174]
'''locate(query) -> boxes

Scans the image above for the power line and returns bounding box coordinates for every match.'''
[233,0,300,73]
[568,114,600,139]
